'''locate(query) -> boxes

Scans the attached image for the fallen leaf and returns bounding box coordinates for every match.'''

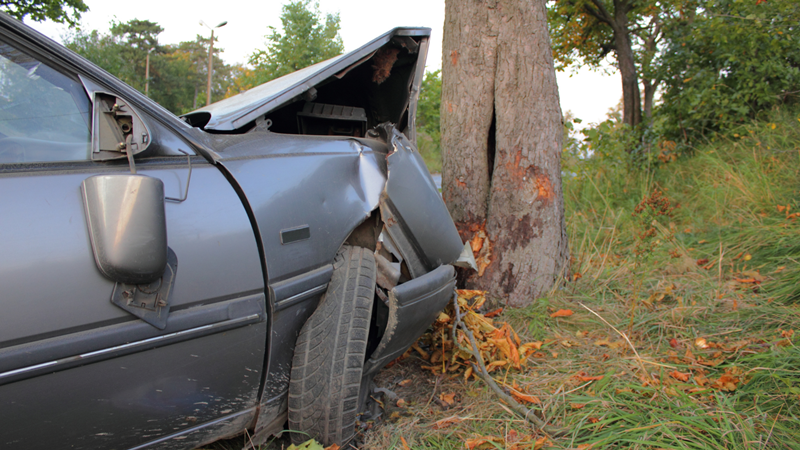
[712,373,739,391]
[433,416,462,429]
[743,253,752,261]
[465,436,504,449]
[439,392,457,407]
[575,372,604,382]
[398,379,412,387]
[570,403,586,410]
[324,445,340,450]
[534,437,548,450]
[670,370,690,382]
[484,308,504,318]
[695,338,708,349]
[696,258,709,265]
[389,411,401,420]
[588,417,600,423]
[400,436,411,450]
[396,398,406,408]
[509,388,541,404]
[550,309,574,318]
[669,338,679,348]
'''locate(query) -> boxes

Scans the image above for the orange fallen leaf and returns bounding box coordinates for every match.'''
[696,258,709,265]
[398,379,412,387]
[712,373,739,391]
[669,338,679,348]
[439,392,457,407]
[433,416,462,429]
[695,338,709,349]
[396,398,407,408]
[570,403,586,410]
[484,307,504,318]
[588,417,599,423]
[734,277,761,284]
[400,436,411,450]
[575,372,604,382]
[465,436,504,449]
[324,445,340,450]
[534,437,548,450]
[670,370,690,382]
[509,389,541,404]
[550,309,574,318]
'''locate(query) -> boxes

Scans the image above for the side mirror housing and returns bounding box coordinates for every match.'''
[82,174,167,284]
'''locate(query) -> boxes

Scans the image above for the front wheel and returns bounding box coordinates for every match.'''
[288,245,376,446]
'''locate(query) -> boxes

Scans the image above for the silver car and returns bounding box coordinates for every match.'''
[0,13,467,449]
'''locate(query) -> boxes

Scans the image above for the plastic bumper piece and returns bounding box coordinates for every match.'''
[363,264,456,375]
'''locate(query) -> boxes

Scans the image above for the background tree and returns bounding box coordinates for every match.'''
[548,0,692,127]
[657,0,800,139]
[65,21,232,114]
[241,0,343,89]
[2,0,87,26]
[416,69,443,172]
[441,0,569,306]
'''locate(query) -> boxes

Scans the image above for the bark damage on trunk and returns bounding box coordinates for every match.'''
[441,0,569,307]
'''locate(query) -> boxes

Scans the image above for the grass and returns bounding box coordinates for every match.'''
[360,106,800,449]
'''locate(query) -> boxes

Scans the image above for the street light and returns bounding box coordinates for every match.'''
[200,20,227,106]
[145,47,155,97]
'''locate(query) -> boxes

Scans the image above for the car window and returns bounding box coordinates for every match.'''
[0,40,91,164]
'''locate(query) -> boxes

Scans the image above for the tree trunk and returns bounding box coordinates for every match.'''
[643,78,656,122]
[441,0,569,307]
[612,9,642,128]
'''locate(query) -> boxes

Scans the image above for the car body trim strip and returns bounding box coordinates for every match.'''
[274,284,327,311]
[0,313,261,385]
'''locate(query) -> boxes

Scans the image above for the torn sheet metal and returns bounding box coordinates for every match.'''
[377,125,464,278]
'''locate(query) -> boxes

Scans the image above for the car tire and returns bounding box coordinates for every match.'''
[288,245,376,446]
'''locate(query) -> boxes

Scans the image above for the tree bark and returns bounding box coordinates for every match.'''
[441,0,569,307]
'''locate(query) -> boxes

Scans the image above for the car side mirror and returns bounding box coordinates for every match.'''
[81,174,167,285]
[91,92,150,161]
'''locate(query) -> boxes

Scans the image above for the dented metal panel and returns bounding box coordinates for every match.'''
[184,28,431,132]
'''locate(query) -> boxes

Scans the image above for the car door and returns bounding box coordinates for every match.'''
[0,35,267,449]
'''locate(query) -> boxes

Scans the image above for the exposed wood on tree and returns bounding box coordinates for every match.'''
[441,0,569,307]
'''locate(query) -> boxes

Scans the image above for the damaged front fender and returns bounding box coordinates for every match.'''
[375,124,464,278]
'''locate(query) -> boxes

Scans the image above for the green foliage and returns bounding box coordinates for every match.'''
[2,0,88,27]
[657,0,800,139]
[244,0,343,88]
[417,69,442,173]
[64,22,233,114]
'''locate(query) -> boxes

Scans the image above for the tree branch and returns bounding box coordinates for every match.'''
[451,293,566,437]
[584,0,615,26]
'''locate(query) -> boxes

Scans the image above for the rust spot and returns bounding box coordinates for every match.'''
[372,48,400,84]
[448,102,454,113]
[450,50,459,66]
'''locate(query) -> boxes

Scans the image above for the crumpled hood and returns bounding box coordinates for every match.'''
[183,27,430,132]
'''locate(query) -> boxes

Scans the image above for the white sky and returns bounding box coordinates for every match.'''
[25,0,621,127]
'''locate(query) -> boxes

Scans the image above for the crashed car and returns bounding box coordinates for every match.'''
[0,13,472,449]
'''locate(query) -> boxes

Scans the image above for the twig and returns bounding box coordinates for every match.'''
[451,292,566,437]
[579,302,650,375]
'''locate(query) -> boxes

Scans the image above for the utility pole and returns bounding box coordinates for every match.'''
[145,47,155,97]
[200,20,227,106]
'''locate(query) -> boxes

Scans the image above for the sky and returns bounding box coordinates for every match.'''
[26,0,621,127]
